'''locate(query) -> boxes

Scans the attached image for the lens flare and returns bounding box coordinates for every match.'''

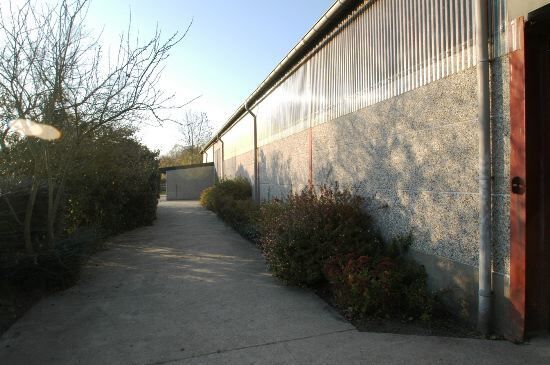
[9,119,62,141]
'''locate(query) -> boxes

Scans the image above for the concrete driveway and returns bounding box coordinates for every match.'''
[1,201,548,364]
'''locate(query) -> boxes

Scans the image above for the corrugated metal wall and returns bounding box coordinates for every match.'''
[203,145,214,163]
[216,0,508,156]
[221,114,254,159]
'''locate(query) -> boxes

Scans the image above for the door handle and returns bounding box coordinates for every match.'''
[511,176,525,195]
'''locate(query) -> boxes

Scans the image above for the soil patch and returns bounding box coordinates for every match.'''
[354,315,481,338]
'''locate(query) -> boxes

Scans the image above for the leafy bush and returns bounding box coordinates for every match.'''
[200,177,251,209]
[0,184,52,248]
[64,128,159,235]
[200,177,258,240]
[257,185,382,286]
[200,179,433,320]
[219,197,259,241]
[0,228,99,290]
[199,186,217,211]
[323,251,432,319]
[1,127,159,245]
[200,177,251,210]
[0,127,159,304]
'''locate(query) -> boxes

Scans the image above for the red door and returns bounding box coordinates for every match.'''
[525,5,550,336]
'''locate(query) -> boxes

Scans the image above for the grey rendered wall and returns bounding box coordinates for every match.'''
[257,57,511,331]
[209,140,256,187]
[259,129,310,200]
[166,165,216,200]
[223,150,255,183]
[312,57,510,274]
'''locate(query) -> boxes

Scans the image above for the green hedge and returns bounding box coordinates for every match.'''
[0,127,159,292]
[200,177,258,240]
[64,130,159,235]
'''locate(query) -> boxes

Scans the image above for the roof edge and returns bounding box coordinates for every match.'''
[201,0,361,153]
[160,162,214,173]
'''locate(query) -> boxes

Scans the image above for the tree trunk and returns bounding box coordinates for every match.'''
[3,195,23,226]
[24,177,38,255]
[45,145,56,248]
[47,141,75,248]
[48,173,67,248]
[47,176,55,248]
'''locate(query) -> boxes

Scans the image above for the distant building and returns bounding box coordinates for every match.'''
[161,163,215,200]
[202,0,550,340]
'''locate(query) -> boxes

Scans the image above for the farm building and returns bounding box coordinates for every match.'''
[161,163,216,200]
[201,0,550,340]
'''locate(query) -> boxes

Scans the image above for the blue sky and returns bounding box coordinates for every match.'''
[85,0,335,153]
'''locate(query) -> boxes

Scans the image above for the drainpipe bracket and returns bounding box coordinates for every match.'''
[478,289,493,297]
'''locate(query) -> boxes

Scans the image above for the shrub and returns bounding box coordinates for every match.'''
[323,251,432,319]
[200,177,252,211]
[64,130,159,235]
[200,177,258,240]
[199,186,217,211]
[215,177,252,200]
[220,197,259,241]
[257,185,383,286]
[200,180,433,320]
[1,125,159,320]
[0,227,100,291]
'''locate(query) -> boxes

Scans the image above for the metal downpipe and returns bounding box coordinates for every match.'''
[217,136,224,179]
[244,102,260,202]
[475,0,492,336]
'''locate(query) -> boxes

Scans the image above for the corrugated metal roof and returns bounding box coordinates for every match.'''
[201,0,363,152]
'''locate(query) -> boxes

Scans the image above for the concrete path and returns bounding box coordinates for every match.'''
[1,201,548,364]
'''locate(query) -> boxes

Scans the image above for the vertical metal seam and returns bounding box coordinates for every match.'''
[218,0,508,163]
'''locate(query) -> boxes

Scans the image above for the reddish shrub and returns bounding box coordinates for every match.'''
[324,251,432,319]
[258,184,383,286]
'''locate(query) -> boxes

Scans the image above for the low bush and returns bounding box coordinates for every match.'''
[200,179,433,320]
[257,185,383,286]
[200,177,259,240]
[199,186,216,211]
[323,247,432,319]
[0,228,99,291]
[200,177,251,210]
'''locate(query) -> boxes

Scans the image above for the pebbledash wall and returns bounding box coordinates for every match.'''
[202,0,548,335]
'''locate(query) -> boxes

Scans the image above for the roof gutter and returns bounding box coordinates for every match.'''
[201,0,359,153]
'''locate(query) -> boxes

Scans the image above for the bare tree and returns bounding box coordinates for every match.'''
[176,111,213,163]
[0,0,190,252]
